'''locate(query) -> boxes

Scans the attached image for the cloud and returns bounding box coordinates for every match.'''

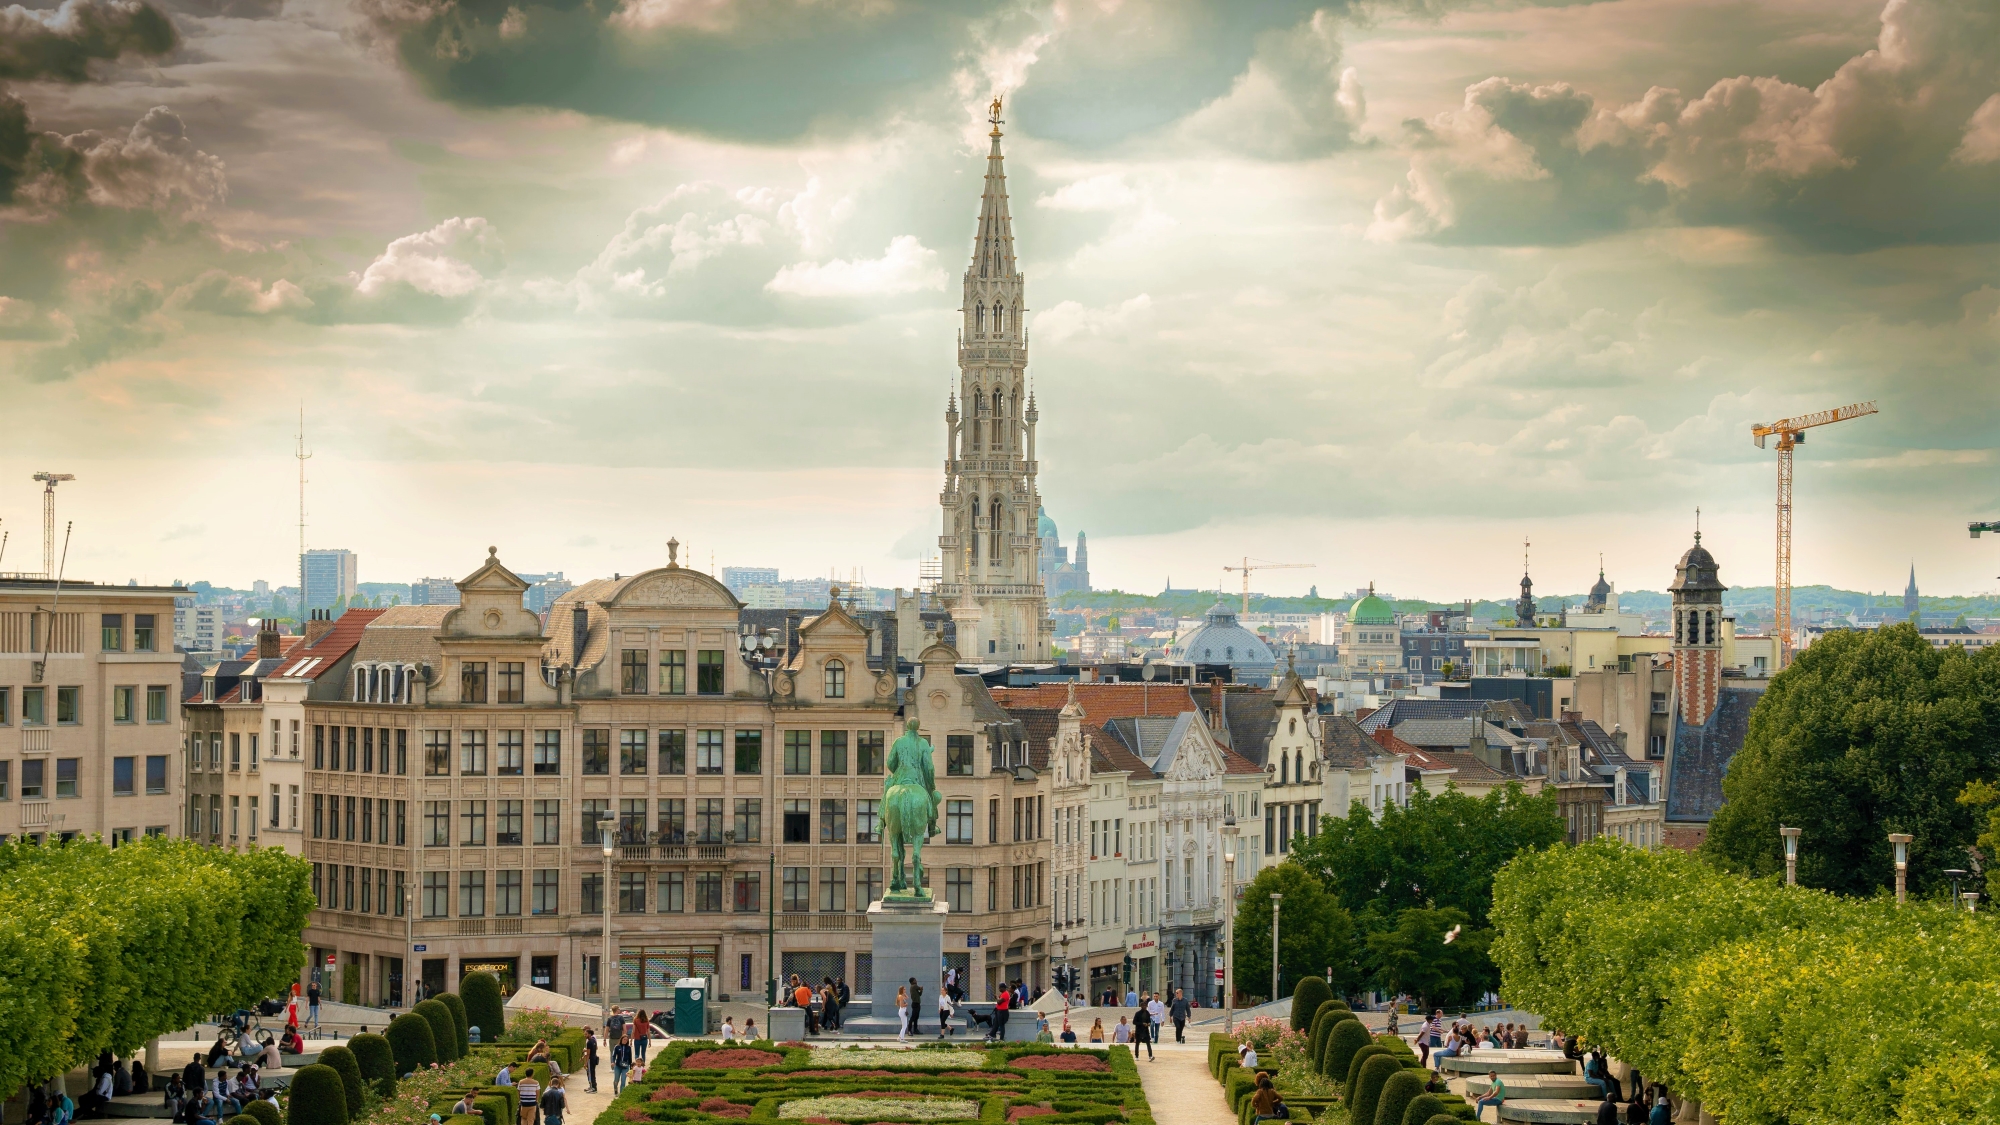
[765,235,943,298]
[1177,9,1369,159]
[354,216,502,299]
[0,0,177,82]
[1372,0,2000,249]
[1037,174,1137,212]
[0,296,71,340]
[26,277,165,380]
[172,269,312,315]
[1031,293,1152,344]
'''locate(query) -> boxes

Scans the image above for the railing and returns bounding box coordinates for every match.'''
[618,844,733,862]
[457,920,487,936]
[22,729,50,753]
[779,913,857,932]
[20,800,50,827]
[493,919,523,935]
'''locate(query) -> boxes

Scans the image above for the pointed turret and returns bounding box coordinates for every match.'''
[970,97,1018,284]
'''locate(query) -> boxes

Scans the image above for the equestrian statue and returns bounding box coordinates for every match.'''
[882,717,944,900]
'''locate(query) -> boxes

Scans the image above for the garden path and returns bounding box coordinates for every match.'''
[1136,1043,1235,1125]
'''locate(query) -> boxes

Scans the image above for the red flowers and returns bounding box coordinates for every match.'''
[683,1050,784,1069]
[1006,1107,1056,1122]
[649,1085,696,1101]
[697,1098,752,1118]
[1010,1055,1109,1072]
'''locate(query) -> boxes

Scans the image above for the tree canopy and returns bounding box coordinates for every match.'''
[1702,622,2000,896]
[1229,863,1355,1004]
[1362,906,1495,1011]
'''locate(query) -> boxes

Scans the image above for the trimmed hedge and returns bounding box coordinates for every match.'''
[347,1033,396,1098]
[438,992,472,1057]
[242,1101,281,1125]
[1350,1054,1402,1125]
[1375,1068,1427,1125]
[1208,1033,1237,1079]
[317,1044,365,1118]
[460,972,505,1041]
[416,1000,460,1064]
[1344,1044,1391,1102]
[1324,1019,1372,1080]
[1289,977,1332,1032]
[286,1063,348,1125]
[386,1012,438,1074]
[1306,1001,1350,1069]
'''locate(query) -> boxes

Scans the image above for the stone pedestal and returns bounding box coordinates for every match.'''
[837,897,947,1036]
[765,1006,806,1042]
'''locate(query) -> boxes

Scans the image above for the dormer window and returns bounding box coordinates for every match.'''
[824,659,846,699]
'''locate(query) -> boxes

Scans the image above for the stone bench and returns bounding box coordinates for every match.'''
[1464,1076,1598,1101]
[1439,1050,1577,1077]
[1495,1099,1605,1123]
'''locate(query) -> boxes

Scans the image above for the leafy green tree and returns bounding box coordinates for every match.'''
[1363,907,1496,1012]
[1229,863,1355,1003]
[1703,623,2000,896]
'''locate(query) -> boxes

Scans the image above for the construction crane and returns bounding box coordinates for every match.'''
[1221,557,1315,617]
[1751,402,1876,667]
[31,472,74,579]
[1972,522,2000,538]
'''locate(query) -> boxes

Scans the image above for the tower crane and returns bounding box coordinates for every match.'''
[1221,558,1315,617]
[1751,402,1876,667]
[31,472,75,579]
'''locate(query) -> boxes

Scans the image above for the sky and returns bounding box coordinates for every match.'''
[2,0,1998,602]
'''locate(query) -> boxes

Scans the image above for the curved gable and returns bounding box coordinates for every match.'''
[608,567,739,611]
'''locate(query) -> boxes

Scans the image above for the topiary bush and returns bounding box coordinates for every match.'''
[1325,1019,1372,1079]
[1423,1117,1460,1125]
[1314,1010,1361,1075]
[1401,1094,1451,1125]
[437,992,471,1057]
[347,1033,396,1098]
[459,972,506,1042]
[228,1115,262,1125]
[385,1012,437,1074]
[316,1044,365,1119]
[243,1101,281,1125]
[1290,977,1332,1032]
[1345,1043,1391,1101]
[1350,1054,1402,1125]
[286,1063,348,1125]
[1307,1000,1350,1066]
[415,999,459,1063]
[1375,1068,1428,1125]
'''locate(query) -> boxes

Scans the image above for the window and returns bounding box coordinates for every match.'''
[297,787,307,833]
[694,871,722,913]
[732,798,760,843]
[495,799,523,846]
[112,687,134,724]
[211,734,223,770]
[657,730,685,774]
[619,872,646,913]
[533,800,560,844]
[659,651,686,694]
[733,871,760,912]
[946,867,972,913]
[345,727,358,770]
[581,798,610,844]
[20,759,43,799]
[857,867,883,910]
[0,688,8,725]
[496,661,525,703]
[582,729,610,774]
[101,614,123,651]
[823,660,845,698]
[619,798,646,845]
[394,871,406,916]
[424,730,450,775]
[857,730,885,775]
[460,730,488,775]
[689,727,724,774]
[56,688,78,724]
[425,801,450,846]
[460,662,488,703]
[989,798,999,843]
[782,866,810,912]
[620,729,648,774]
[496,730,524,776]
[580,872,604,915]
[146,756,166,794]
[532,869,559,915]
[22,688,44,726]
[694,798,724,844]
[696,650,724,694]
[534,730,561,774]
[784,731,811,775]
[783,799,810,843]
[419,871,447,917]
[946,735,975,776]
[819,867,846,912]
[458,796,486,840]
[311,794,324,838]
[55,759,78,798]
[250,800,259,839]
[360,729,372,773]
[112,757,134,796]
[734,731,761,774]
[491,869,521,916]
[946,799,973,843]
[657,799,685,844]
[820,730,847,774]
[459,871,486,917]
[231,732,243,771]
[360,797,373,842]
[819,799,847,843]
[856,799,881,844]
[621,650,648,694]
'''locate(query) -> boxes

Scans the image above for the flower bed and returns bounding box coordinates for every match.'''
[681,1049,786,1069]
[805,1048,990,1070]
[777,1096,980,1121]
[1010,1056,1109,1073]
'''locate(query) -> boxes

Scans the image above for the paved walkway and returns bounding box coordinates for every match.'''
[1135,1042,1235,1125]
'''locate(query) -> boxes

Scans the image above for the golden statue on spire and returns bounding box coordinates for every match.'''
[988,95,1004,136]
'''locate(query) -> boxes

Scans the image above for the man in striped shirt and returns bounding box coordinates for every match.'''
[515,1073,539,1125]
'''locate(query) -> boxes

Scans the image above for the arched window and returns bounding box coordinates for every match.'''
[1280,751,1290,785]
[824,660,846,699]
[989,499,1003,561]
[1289,717,1297,735]
[993,301,1004,332]
[975,305,985,333]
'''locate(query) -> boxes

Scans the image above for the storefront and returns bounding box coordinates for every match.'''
[460,957,519,997]
[617,944,718,1002]
[1127,933,1158,996]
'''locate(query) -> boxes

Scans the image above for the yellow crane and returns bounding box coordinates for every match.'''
[1220,558,1315,616]
[1752,401,1877,666]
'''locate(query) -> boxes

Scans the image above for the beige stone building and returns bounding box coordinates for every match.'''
[0,579,183,845]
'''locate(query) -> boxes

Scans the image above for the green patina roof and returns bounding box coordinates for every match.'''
[1349,592,1395,625]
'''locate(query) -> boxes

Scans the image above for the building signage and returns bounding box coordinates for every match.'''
[1128,939,1156,952]
[413,944,427,952]
[966,934,985,948]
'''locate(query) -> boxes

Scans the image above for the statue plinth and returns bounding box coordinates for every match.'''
[859,897,947,1027]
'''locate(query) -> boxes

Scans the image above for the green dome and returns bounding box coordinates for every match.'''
[1037,506,1057,539]
[1349,591,1395,626]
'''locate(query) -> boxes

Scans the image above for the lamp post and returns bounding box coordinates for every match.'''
[1269,892,1283,1004]
[1222,815,1238,1031]
[766,849,777,1006]
[599,811,616,1029]
[1888,833,1912,904]
[1779,825,1801,886]
[1945,868,1967,909]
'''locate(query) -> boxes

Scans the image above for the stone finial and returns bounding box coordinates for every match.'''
[488,546,497,560]
[667,538,680,568]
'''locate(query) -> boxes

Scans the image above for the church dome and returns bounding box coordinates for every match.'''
[1037,506,1057,539]
[1669,538,1725,595]
[1586,569,1613,610]
[1349,588,1395,626]
[1170,601,1277,675]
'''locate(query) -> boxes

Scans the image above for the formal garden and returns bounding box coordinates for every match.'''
[594,1041,1150,1125]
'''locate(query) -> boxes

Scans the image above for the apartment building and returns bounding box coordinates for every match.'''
[0,579,184,844]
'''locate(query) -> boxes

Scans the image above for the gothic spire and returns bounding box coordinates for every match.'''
[971,97,1017,281]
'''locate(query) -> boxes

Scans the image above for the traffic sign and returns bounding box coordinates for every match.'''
[325,954,335,965]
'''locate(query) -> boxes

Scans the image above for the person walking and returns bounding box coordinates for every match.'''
[906,978,924,1038]
[936,988,955,1037]
[989,986,1011,1042]
[1169,990,1190,1043]
[835,977,851,1024]
[1131,997,1154,1061]
[821,980,841,1032]
[634,1010,651,1063]
[307,982,321,1027]
[514,1071,539,1125]
[610,1035,633,1095]
[1146,994,1167,1050]
[583,1030,600,1093]
[1124,987,1137,1008]
[539,1078,566,1125]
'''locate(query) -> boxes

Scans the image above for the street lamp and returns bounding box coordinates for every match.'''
[1222,818,1238,1032]
[1269,892,1283,1004]
[599,810,616,1029]
[1779,826,1801,886]
[1888,833,1912,904]
[1945,868,1967,908]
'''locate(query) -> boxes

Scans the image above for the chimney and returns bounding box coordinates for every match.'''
[257,616,281,659]
[1611,726,1628,755]
[572,603,590,668]
[1209,677,1223,730]
[304,608,334,647]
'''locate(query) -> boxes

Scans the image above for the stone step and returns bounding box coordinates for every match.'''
[1440,1050,1577,1077]
[1496,1099,1605,1123]
[1465,1076,1598,1101]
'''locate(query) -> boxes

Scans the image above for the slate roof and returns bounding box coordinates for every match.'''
[1355,696,1535,733]
[351,605,454,665]
[1666,684,1766,823]
[1567,719,1634,767]
[1010,706,1061,771]
[1320,714,1381,769]
[1099,715,1191,762]
[1211,688,1279,767]
[1390,718,1528,752]
[1086,726,1156,780]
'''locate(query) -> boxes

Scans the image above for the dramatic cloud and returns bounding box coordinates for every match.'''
[0,0,177,82]
[765,235,943,298]
[172,270,311,315]
[1178,9,1368,159]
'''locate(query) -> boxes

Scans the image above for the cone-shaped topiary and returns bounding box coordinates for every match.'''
[1423,1117,1460,1125]
[386,1012,437,1074]
[1374,1068,1428,1125]
[1350,1054,1402,1125]
[243,1101,281,1125]
[1325,1018,1372,1079]
[316,1044,365,1119]
[460,972,506,1042]
[437,992,471,1056]
[415,999,459,1063]
[1400,1094,1451,1125]
[286,1063,348,1125]
[1290,977,1332,1032]
[229,1115,262,1125]
[1317,1010,1363,1074]
[347,1033,396,1098]
[1309,1000,1354,1067]
[1345,1043,1391,1100]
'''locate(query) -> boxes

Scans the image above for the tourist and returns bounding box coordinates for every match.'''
[793,978,819,1035]
[907,977,925,1038]
[1131,999,1154,1061]
[896,986,910,1044]
[1648,1095,1670,1125]
[494,1062,513,1087]
[162,1075,185,1115]
[1035,1016,1054,1045]
[1250,1074,1286,1123]
[451,1094,478,1117]
[1625,1090,1648,1125]
[1088,1019,1105,1044]
[112,1061,132,1099]
[610,1034,633,1095]
[634,1010,651,1062]
[528,1041,563,1080]
[989,986,1011,1042]
[1239,1042,1258,1071]
[1124,987,1137,1008]
[131,1060,148,1098]
[1418,1011,1442,1066]
[1169,990,1190,1043]
[1595,1090,1619,1125]
[836,977,851,1022]
[280,1027,304,1055]
[1058,1019,1076,1045]
[607,1009,626,1042]
[1474,1072,1505,1118]
[1112,1018,1131,1044]
[258,1036,281,1070]
[823,979,842,1032]
[79,1065,114,1118]
[583,1030,600,1092]
[937,988,956,1037]
[1146,994,1167,1047]
[540,1078,565,1125]
[307,981,321,1026]
[1584,1051,1622,1102]
[743,1018,758,1041]
[1432,1028,1463,1069]
[515,1070,539,1125]
[720,1018,736,1043]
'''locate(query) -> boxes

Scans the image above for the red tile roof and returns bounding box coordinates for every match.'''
[990,682,1198,722]
[1221,747,1264,775]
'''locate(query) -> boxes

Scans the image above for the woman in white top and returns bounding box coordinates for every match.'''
[896,987,910,1043]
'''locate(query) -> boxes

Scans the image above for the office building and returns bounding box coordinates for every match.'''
[303,549,359,612]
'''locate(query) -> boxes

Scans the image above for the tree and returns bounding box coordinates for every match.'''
[1229,863,1355,1003]
[1363,907,1495,1012]
[459,972,505,1040]
[1703,623,2000,896]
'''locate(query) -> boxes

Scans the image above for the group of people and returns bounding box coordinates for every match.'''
[590,1008,658,1095]
[784,975,851,1035]
[23,1051,154,1125]
[161,1053,276,1125]
[487,1038,570,1125]
[1416,1011,1534,1067]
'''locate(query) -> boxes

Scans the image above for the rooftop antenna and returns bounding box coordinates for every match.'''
[297,406,312,616]
[31,472,75,578]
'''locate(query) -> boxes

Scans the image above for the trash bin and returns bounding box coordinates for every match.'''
[674,978,708,1036]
